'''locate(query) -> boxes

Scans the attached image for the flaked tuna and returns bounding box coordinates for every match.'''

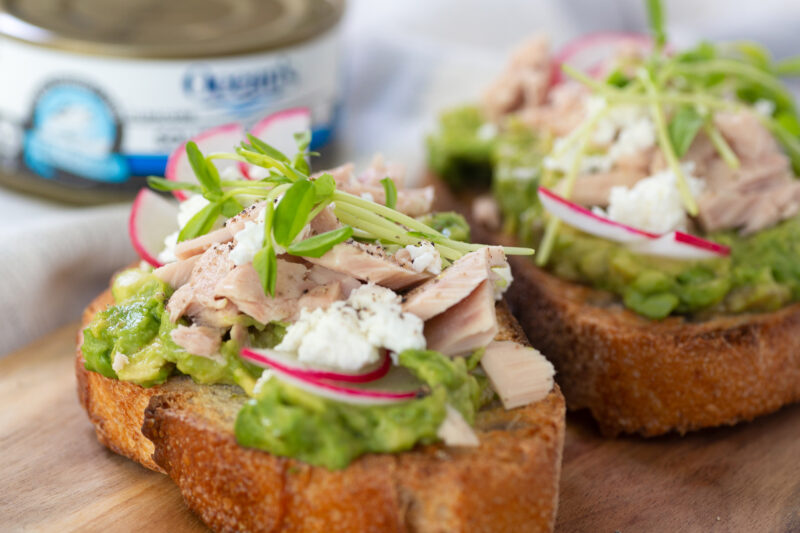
[154,255,200,288]
[305,240,432,291]
[166,243,239,328]
[480,341,555,409]
[424,280,499,356]
[174,227,233,260]
[170,324,223,357]
[403,246,508,321]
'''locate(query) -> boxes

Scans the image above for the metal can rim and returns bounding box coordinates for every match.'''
[0,0,345,59]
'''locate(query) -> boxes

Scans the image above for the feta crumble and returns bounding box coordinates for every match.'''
[600,164,705,234]
[490,264,513,300]
[544,101,655,176]
[112,352,130,373]
[229,206,305,265]
[158,194,212,263]
[276,284,426,372]
[404,242,442,275]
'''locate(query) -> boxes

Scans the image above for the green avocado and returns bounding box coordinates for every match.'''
[235,349,482,470]
[426,109,800,319]
[81,268,267,391]
[416,211,471,242]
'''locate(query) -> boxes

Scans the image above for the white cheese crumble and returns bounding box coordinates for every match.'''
[490,264,513,300]
[111,352,130,373]
[404,242,442,275]
[360,192,375,202]
[600,164,705,234]
[229,206,304,266]
[544,101,655,176]
[754,98,776,117]
[276,284,426,372]
[158,194,212,263]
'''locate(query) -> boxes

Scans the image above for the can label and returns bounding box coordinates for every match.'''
[0,29,342,184]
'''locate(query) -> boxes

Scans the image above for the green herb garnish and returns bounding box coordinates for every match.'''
[150,128,534,297]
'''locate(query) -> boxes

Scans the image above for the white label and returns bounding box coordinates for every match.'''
[0,29,342,183]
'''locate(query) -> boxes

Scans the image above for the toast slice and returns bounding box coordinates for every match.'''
[77,289,566,533]
[433,176,800,437]
[505,255,800,437]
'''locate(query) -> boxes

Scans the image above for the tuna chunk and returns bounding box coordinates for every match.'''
[174,227,233,260]
[714,111,780,163]
[436,405,479,447]
[403,246,507,321]
[215,260,313,324]
[170,324,223,357]
[225,201,266,234]
[569,169,646,207]
[424,280,498,356]
[317,159,434,216]
[309,206,342,235]
[693,111,800,234]
[307,265,362,297]
[305,240,432,291]
[480,340,555,409]
[483,35,551,120]
[166,243,240,328]
[472,195,501,231]
[215,260,354,324]
[154,255,200,288]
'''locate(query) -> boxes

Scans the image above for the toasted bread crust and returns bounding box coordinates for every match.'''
[77,289,565,532]
[429,176,800,437]
[505,255,800,437]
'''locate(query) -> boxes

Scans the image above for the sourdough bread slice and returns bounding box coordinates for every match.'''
[430,177,800,437]
[505,255,800,437]
[77,289,565,533]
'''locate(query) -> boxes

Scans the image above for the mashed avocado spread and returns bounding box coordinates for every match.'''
[82,269,267,391]
[82,268,486,469]
[428,106,800,319]
[236,350,482,470]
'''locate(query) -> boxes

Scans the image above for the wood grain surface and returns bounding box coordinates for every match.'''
[1,324,799,532]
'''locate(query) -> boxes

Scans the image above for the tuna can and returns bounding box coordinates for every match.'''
[0,0,345,203]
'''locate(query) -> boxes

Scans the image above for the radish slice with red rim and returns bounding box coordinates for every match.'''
[551,32,655,86]
[242,108,312,179]
[129,188,179,268]
[165,123,247,201]
[240,347,422,405]
[537,187,729,259]
[538,186,659,243]
[241,347,392,384]
[627,231,730,260]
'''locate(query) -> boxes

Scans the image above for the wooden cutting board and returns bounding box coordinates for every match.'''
[2,324,799,532]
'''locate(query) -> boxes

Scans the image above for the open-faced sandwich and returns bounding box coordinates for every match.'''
[427,1,800,436]
[77,110,565,532]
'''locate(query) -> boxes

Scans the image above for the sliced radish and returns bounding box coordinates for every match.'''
[538,187,730,259]
[240,347,421,405]
[627,231,730,260]
[165,123,247,201]
[551,32,655,86]
[538,186,659,243]
[242,107,312,179]
[240,347,391,384]
[129,188,179,268]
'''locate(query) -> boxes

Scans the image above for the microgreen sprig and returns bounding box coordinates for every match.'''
[150,128,533,297]
[534,0,800,266]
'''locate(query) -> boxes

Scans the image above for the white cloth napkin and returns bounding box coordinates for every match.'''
[2,0,799,355]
